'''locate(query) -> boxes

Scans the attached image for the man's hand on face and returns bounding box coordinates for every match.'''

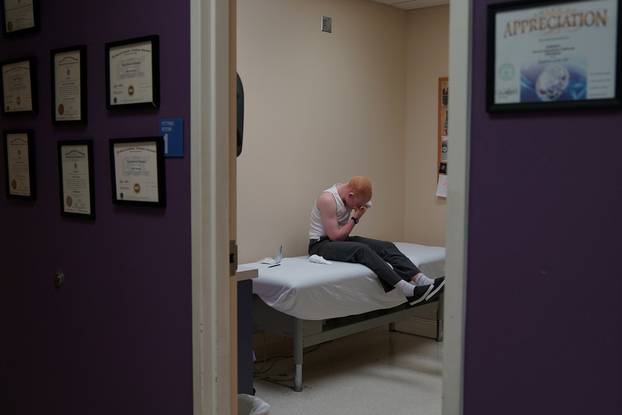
[352,206,367,220]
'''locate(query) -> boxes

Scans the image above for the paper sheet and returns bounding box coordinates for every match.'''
[436,174,448,198]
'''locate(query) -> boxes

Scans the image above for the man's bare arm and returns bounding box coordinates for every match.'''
[317,193,355,241]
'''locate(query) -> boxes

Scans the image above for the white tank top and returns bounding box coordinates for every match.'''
[309,184,350,240]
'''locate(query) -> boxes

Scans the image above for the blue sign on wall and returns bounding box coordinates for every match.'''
[160,118,184,157]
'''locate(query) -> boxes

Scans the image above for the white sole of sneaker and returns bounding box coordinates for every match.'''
[409,284,435,306]
[425,279,446,301]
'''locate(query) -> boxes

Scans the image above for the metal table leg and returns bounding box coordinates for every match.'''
[436,293,444,342]
[293,319,303,391]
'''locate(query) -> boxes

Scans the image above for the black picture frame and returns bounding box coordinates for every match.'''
[105,35,160,110]
[1,57,37,115]
[109,136,166,207]
[50,45,87,125]
[487,0,622,112]
[57,140,95,219]
[3,129,35,200]
[1,0,40,37]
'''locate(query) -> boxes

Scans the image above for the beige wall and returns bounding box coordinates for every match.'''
[237,0,407,263]
[237,0,449,263]
[403,5,449,246]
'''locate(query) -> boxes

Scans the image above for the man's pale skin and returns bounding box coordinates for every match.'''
[316,182,423,284]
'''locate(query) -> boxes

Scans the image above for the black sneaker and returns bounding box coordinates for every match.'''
[407,284,434,306]
[425,277,446,302]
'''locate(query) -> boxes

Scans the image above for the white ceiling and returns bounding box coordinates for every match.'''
[370,0,449,10]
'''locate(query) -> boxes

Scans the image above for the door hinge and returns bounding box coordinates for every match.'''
[229,240,238,276]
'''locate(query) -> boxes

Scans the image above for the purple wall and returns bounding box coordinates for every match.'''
[0,1,192,414]
[466,1,622,414]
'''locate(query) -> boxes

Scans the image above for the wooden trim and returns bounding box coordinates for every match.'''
[229,0,238,412]
[234,266,258,282]
[229,0,238,245]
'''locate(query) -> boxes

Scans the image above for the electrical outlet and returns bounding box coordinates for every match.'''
[322,16,332,33]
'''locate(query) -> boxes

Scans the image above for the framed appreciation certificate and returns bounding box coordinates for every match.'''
[110,137,166,207]
[3,129,35,200]
[1,57,37,115]
[105,35,160,110]
[51,46,87,125]
[57,140,95,219]
[2,0,39,36]
[488,0,621,112]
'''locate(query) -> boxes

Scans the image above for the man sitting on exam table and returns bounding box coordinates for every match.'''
[308,176,445,306]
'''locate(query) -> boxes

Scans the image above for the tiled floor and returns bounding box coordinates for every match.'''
[253,327,442,415]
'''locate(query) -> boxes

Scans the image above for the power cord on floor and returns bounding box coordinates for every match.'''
[253,345,321,376]
[253,331,322,379]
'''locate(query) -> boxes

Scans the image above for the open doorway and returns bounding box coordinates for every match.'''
[188,0,469,413]
[232,0,469,414]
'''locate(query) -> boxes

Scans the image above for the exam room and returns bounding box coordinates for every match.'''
[236,0,450,414]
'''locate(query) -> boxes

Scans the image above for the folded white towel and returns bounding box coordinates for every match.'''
[308,254,332,265]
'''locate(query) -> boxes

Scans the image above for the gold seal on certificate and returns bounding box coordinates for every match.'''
[1,58,36,114]
[57,140,95,219]
[51,46,87,124]
[105,35,160,109]
[2,0,39,36]
[110,137,166,207]
[3,130,35,199]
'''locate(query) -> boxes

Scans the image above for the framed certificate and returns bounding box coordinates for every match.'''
[57,140,95,219]
[110,137,166,207]
[1,57,37,115]
[3,129,35,200]
[51,46,87,125]
[1,0,39,37]
[487,0,621,112]
[105,35,160,110]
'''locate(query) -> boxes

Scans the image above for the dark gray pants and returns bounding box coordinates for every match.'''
[308,236,422,292]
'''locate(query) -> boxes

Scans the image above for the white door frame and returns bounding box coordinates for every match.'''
[443,1,472,414]
[190,0,234,414]
[189,0,472,414]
